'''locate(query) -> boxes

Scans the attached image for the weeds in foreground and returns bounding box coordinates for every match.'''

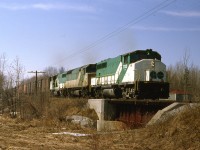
[13,93,97,129]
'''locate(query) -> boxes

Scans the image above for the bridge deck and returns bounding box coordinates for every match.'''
[107,99,175,105]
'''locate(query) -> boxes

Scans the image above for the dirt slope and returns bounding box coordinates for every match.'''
[0,101,199,150]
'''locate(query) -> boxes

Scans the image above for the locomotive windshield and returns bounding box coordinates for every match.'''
[86,64,96,73]
[130,49,161,63]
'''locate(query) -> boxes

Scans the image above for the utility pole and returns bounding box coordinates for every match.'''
[28,71,45,95]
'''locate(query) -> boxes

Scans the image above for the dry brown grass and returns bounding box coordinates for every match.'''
[17,94,98,130]
[1,94,199,149]
[142,104,200,150]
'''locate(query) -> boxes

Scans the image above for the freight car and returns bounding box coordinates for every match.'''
[20,49,169,100]
[21,77,50,95]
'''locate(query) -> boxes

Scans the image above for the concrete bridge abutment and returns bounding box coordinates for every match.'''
[88,99,127,131]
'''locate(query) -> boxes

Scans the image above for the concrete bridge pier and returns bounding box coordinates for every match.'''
[88,99,127,131]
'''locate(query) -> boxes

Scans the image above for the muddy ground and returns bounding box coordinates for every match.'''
[0,98,200,150]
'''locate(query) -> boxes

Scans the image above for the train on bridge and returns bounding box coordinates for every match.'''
[20,49,169,100]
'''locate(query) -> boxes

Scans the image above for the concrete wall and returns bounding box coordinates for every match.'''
[88,99,126,131]
[88,99,105,120]
[146,102,199,126]
[88,99,117,121]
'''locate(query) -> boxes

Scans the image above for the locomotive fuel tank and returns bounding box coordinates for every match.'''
[103,89,115,98]
[103,88,122,98]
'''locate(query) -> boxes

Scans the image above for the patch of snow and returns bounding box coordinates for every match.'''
[52,132,90,137]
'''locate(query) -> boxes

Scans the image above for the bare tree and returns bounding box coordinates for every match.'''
[10,56,25,117]
[12,56,25,87]
[0,53,7,113]
[59,66,65,74]
[182,50,190,100]
[188,64,200,101]
[43,66,58,77]
[0,53,6,91]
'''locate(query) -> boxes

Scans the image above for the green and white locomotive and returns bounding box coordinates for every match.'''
[91,49,169,99]
[50,64,96,97]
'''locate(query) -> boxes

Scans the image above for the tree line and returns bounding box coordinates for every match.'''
[167,52,200,101]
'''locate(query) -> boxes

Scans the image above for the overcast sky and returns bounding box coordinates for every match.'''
[0,0,200,78]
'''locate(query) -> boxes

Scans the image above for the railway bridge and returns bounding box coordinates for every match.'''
[88,99,190,131]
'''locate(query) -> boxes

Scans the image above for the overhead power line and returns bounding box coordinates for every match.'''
[54,0,177,66]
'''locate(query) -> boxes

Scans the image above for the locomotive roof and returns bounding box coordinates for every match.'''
[98,49,161,64]
[122,49,161,57]
[66,64,96,72]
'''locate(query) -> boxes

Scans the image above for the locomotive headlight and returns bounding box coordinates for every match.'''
[150,71,157,79]
[157,71,164,79]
